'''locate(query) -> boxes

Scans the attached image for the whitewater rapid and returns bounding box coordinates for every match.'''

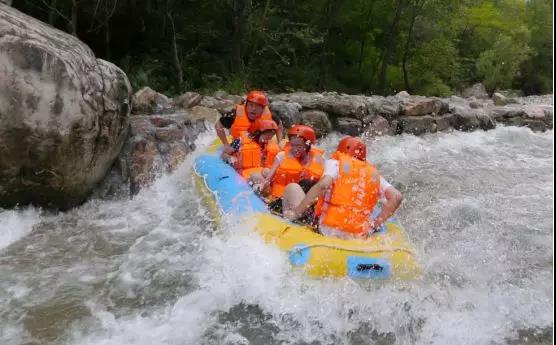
[0,126,553,345]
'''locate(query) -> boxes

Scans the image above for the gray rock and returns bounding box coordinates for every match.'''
[300,110,333,137]
[451,105,482,131]
[469,101,483,109]
[492,92,518,106]
[523,105,548,120]
[462,83,489,99]
[0,4,131,209]
[213,90,242,104]
[435,114,457,132]
[523,120,547,132]
[131,87,171,114]
[399,115,437,135]
[271,92,324,109]
[198,96,235,114]
[335,117,364,136]
[369,96,403,120]
[185,106,219,123]
[269,101,302,128]
[490,106,527,121]
[173,91,202,109]
[492,92,507,106]
[395,91,411,99]
[402,96,447,116]
[364,115,394,136]
[272,92,371,119]
[449,95,466,104]
[320,93,371,119]
[113,114,206,195]
[477,112,496,130]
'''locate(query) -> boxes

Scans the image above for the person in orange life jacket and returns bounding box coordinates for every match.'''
[215,90,284,155]
[253,125,325,220]
[284,136,403,239]
[221,119,280,181]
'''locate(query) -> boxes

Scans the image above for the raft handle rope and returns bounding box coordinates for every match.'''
[284,227,416,256]
[291,242,415,256]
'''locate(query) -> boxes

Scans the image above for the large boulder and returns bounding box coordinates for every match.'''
[398,116,437,135]
[131,87,171,114]
[402,96,447,116]
[300,110,333,137]
[335,117,364,136]
[461,83,489,99]
[451,105,494,131]
[0,4,131,209]
[364,115,394,137]
[198,96,235,114]
[271,92,325,109]
[318,93,371,119]
[172,91,202,109]
[185,106,219,123]
[270,101,302,128]
[492,92,518,106]
[368,96,403,120]
[112,114,206,195]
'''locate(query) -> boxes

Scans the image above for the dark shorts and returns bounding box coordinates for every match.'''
[267,198,319,228]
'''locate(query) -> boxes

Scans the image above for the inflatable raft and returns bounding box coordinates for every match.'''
[193,141,421,280]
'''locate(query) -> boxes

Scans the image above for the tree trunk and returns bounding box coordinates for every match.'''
[378,0,405,95]
[318,0,343,90]
[358,0,376,73]
[71,0,77,36]
[105,20,111,60]
[231,0,246,75]
[48,0,57,25]
[401,0,425,92]
[246,0,271,70]
[168,13,183,90]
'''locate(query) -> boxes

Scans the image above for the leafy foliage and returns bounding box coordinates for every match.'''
[14,0,553,96]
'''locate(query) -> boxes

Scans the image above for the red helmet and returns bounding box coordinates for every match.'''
[246,90,269,107]
[250,119,278,133]
[287,125,316,144]
[337,136,366,161]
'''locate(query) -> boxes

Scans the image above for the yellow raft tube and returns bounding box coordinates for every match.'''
[193,140,421,280]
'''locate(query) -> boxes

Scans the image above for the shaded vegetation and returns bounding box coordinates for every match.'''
[14,0,553,96]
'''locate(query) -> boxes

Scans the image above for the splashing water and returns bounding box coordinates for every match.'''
[0,126,553,345]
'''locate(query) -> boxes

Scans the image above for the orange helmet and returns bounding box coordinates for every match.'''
[250,119,278,133]
[287,125,316,144]
[246,90,269,107]
[337,136,366,161]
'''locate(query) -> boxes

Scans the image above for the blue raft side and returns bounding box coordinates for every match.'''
[194,154,268,217]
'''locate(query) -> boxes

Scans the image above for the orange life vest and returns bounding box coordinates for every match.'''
[317,152,380,235]
[230,104,273,138]
[234,131,280,179]
[270,147,324,198]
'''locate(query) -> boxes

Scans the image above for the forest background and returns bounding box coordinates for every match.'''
[13,0,553,97]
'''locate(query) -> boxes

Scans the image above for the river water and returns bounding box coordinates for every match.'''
[0,126,553,345]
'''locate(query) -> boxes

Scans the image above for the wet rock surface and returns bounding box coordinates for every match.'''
[96,112,208,197]
[0,4,131,209]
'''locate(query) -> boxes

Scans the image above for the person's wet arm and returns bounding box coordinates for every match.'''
[215,119,230,147]
[372,186,403,229]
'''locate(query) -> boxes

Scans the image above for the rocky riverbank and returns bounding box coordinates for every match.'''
[131,86,553,137]
[116,86,552,195]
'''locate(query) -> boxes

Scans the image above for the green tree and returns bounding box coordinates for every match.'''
[476,34,531,93]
